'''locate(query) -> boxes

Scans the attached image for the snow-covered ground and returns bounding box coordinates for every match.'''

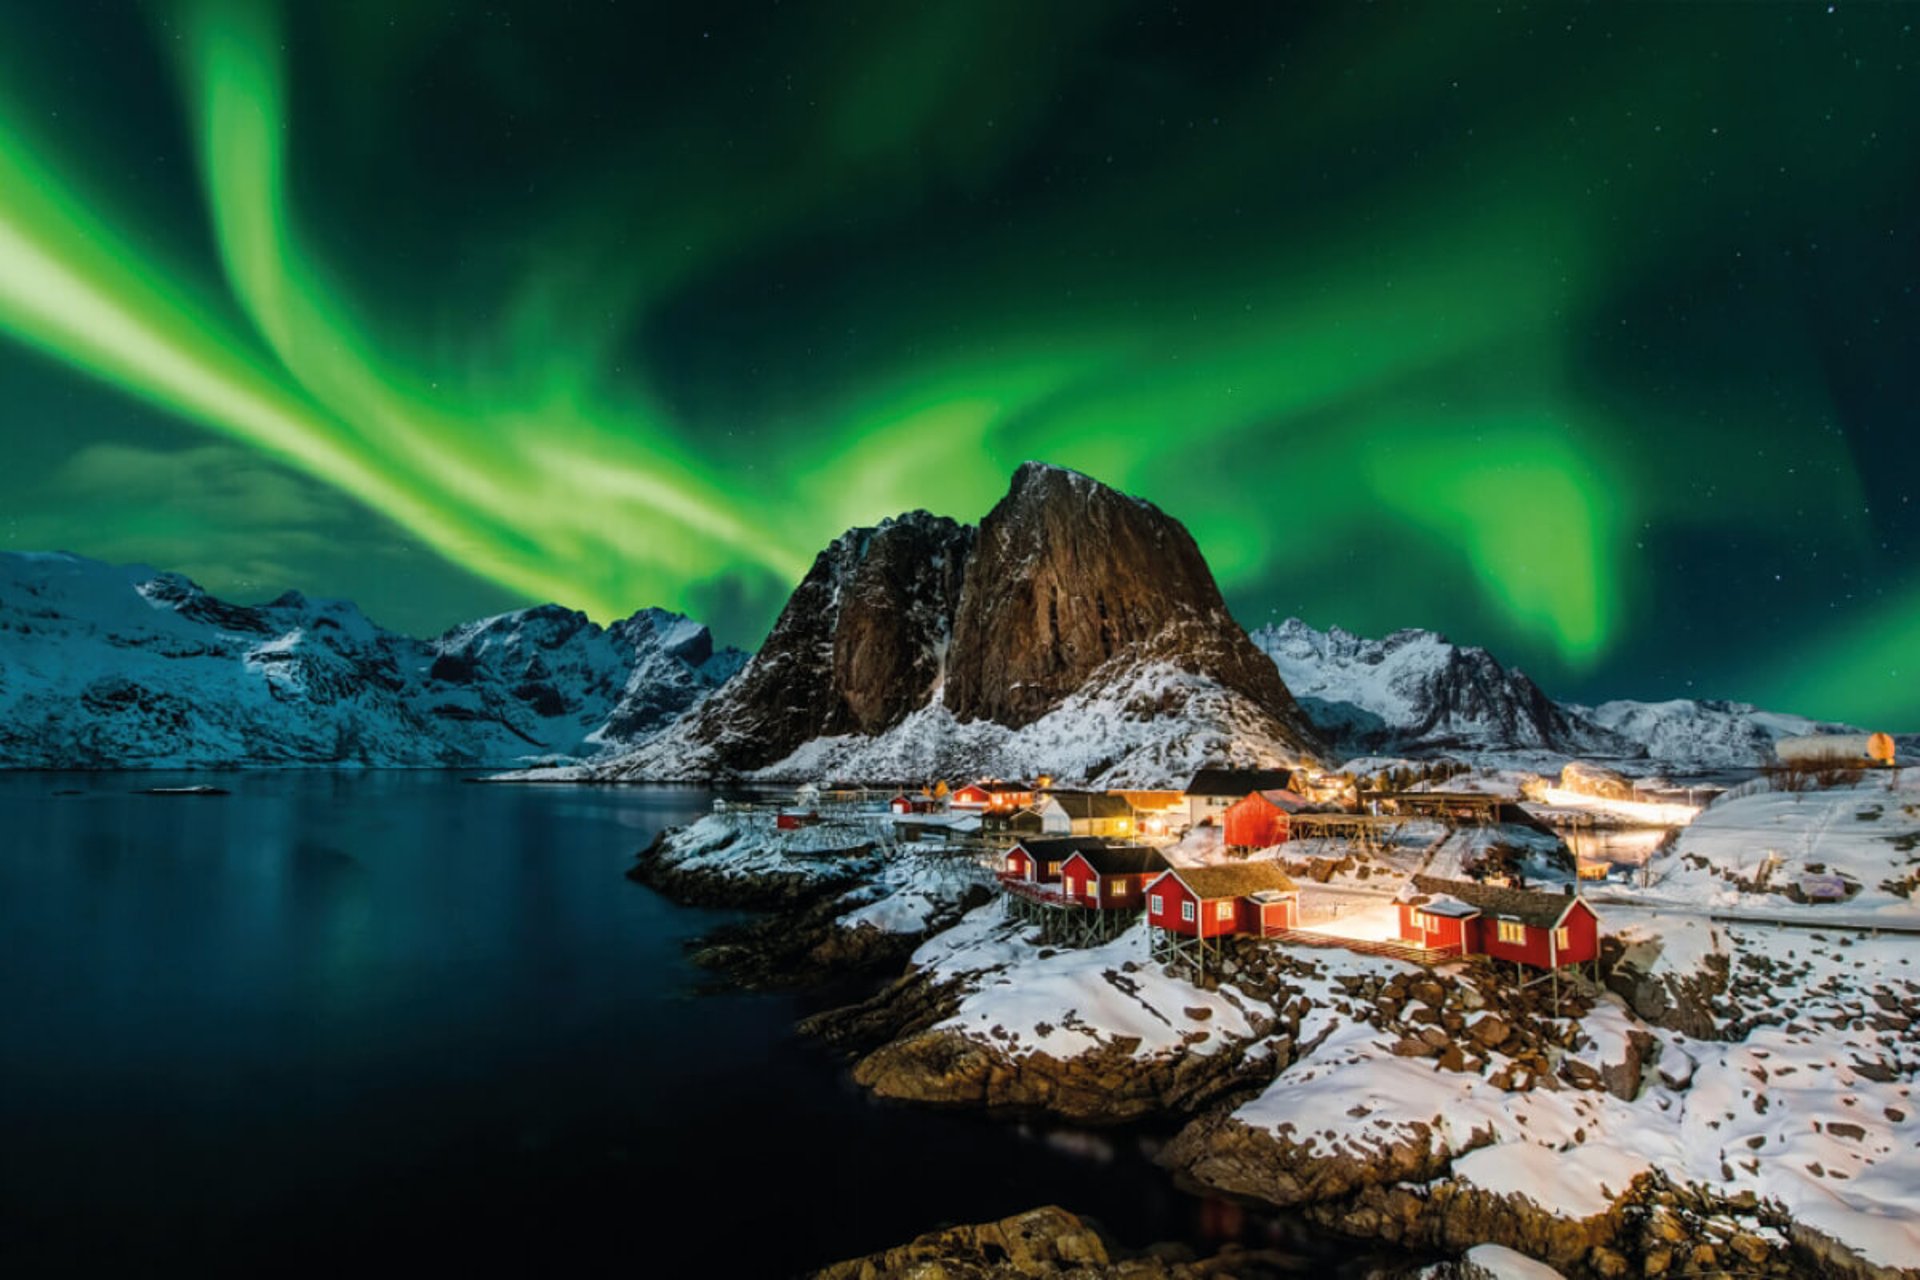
[914,911,1265,1062]
[1604,771,1920,926]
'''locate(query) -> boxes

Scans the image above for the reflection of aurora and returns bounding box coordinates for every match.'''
[0,1,1913,723]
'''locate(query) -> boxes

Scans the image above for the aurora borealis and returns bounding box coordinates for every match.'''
[0,2,1914,725]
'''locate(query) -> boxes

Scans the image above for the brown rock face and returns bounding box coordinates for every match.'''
[663,461,1320,776]
[685,512,972,769]
[944,463,1311,736]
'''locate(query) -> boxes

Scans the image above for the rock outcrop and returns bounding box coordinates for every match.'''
[666,512,973,771]
[810,1205,1299,1279]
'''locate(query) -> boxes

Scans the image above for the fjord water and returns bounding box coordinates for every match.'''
[0,773,1361,1275]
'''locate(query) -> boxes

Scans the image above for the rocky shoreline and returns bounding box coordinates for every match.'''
[631,820,1919,1280]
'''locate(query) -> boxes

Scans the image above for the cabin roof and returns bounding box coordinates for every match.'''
[1185,767,1296,798]
[1011,836,1113,861]
[1064,845,1171,877]
[1159,863,1300,899]
[965,780,1033,795]
[1412,875,1593,928]
[1042,790,1134,819]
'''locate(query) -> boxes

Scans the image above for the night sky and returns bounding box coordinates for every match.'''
[0,1,1914,725]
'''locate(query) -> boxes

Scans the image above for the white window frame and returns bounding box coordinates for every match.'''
[1149,893,1164,915]
[1215,900,1234,922]
[1181,899,1196,923]
[1555,926,1571,951]
[1496,919,1526,945]
[1409,909,1430,932]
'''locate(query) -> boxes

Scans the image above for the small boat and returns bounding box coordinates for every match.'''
[138,785,232,797]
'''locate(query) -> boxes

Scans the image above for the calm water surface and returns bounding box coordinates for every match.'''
[0,772,1389,1276]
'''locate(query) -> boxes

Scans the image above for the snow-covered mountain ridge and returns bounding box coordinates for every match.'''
[1254,617,1858,769]
[0,552,743,768]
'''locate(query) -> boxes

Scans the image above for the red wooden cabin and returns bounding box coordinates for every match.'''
[1221,789,1308,851]
[889,794,937,815]
[775,810,820,831]
[1395,894,1481,956]
[1404,875,1601,969]
[1001,836,1108,885]
[952,780,1036,812]
[1060,845,1172,910]
[1146,864,1301,939]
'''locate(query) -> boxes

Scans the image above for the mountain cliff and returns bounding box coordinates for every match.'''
[592,463,1323,784]
[0,552,742,768]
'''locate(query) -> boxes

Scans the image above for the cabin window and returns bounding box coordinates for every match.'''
[1496,919,1525,945]
[1150,894,1164,915]
[1216,901,1234,922]
[1064,877,1079,897]
[1555,926,1570,951]
[1046,861,1061,875]
[1181,900,1196,923]
[1409,909,1430,932]
[1111,880,1127,896]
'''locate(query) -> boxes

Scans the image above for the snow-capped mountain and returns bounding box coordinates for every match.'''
[1251,618,1635,758]
[0,552,742,768]
[584,463,1323,785]
[1568,697,1853,771]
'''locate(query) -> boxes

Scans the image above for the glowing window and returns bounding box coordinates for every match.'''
[1496,920,1526,945]
[1216,900,1234,922]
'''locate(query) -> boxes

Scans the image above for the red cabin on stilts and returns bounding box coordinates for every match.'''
[1146,864,1300,970]
[1401,875,1602,972]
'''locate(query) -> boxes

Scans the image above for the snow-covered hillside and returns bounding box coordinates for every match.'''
[1570,698,1853,772]
[1251,619,1633,758]
[575,651,1309,787]
[0,552,741,768]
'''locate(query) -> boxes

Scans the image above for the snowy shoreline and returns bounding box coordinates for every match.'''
[639,775,1920,1280]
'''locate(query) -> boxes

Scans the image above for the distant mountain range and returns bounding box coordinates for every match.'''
[1251,618,1852,770]
[0,467,1864,776]
[0,552,742,768]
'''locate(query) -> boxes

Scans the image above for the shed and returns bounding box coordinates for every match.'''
[1222,789,1308,850]
[1183,768,1297,830]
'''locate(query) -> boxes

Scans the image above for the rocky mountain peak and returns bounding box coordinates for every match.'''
[648,464,1322,780]
[944,461,1314,740]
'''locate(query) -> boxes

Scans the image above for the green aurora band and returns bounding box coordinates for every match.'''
[0,1,1913,724]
